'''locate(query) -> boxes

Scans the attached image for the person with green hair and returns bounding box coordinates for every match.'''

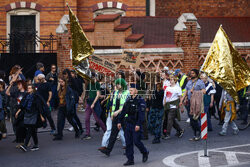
[99,78,130,156]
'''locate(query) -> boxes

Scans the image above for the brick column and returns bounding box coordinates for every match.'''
[174,13,201,73]
[56,15,73,72]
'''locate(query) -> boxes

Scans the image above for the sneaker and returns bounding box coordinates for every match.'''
[99,148,110,156]
[163,135,170,140]
[30,145,39,151]
[189,137,196,141]
[68,127,74,132]
[233,129,239,135]
[123,160,134,166]
[186,118,190,123]
[194,136,200,141]
[20,145,27,152]
[219,131,226,136]
[82,135,91,140]
[178,129,185,138]
[142,151,149,162]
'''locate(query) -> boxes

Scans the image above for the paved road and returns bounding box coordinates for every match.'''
[1,110,250,167]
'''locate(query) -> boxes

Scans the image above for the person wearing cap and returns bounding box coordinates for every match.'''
[36,74,56,134]
[99,78,129,155]
[34,62,44,77]
[117,83,149,166]
[174,69,188,96]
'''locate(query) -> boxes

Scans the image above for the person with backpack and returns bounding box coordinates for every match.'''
[17,84,45,152]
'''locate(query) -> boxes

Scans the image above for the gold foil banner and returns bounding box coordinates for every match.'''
[68,5,94,80]
[201,25,250,103]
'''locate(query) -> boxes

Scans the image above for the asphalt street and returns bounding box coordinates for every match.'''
[1,110,250,167]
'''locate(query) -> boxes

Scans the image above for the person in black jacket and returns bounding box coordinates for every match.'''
[53,78,80,140]
[63,69,83,134]
[16,84,45,152]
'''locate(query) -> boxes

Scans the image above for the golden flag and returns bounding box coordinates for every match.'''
[201,25,250,103]
[68,5,94,80]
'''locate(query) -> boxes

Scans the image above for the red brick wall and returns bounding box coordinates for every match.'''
[0,0,145,38]
[156,0,250,17]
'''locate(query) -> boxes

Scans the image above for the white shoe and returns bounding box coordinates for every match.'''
[68,127,74,132]
[186,118,190,123]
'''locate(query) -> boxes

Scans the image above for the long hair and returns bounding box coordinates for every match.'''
[58,77,68,97]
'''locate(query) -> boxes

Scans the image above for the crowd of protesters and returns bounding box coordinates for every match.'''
[0,62,249,166]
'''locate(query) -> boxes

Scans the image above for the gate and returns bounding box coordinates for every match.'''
[0,29,57,78]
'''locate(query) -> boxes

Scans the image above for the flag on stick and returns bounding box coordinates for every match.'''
[201,25,250,103]
[68,5,94,80]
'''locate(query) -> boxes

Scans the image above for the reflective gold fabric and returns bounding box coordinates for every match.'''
[68,5,94,80]
[201,26,250,103]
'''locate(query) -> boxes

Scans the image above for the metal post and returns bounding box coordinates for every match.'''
[204,139,208,157]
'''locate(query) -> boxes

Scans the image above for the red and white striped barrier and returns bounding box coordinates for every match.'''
[201,113,207,140]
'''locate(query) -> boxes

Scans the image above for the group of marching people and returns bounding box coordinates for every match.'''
[0,62,249,166]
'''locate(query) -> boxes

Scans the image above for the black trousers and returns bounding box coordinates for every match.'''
[57,106,79,138]
[162,109,168,135]
[106,116,124,153]
[24,126,38,146]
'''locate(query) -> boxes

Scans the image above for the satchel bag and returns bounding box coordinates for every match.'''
[24,111,37,125]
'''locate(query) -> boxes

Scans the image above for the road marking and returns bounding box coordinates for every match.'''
[198,151,210,167]
[163,143,250,167]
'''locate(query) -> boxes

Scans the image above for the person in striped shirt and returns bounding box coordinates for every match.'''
[200,73,216,131]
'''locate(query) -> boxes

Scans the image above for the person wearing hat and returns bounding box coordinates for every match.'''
[116,83,149,166]
[99,78,129,155]
[174,69,188,96]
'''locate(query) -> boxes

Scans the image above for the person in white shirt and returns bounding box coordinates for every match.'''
[163,75,184,139]
[161,67,171,137]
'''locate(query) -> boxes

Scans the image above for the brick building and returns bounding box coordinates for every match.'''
[0,0,249,75]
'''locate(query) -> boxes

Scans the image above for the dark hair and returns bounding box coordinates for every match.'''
[27,84,36,93]
[0,81,5,89]
[191,69,199,77]
[36,62,44,70]
[16,80,27,90]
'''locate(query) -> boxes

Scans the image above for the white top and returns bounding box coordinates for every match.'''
[163,79,170,104]
[164,84,182,109]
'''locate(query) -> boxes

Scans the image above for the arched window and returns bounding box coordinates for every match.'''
[5,2,41,53]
